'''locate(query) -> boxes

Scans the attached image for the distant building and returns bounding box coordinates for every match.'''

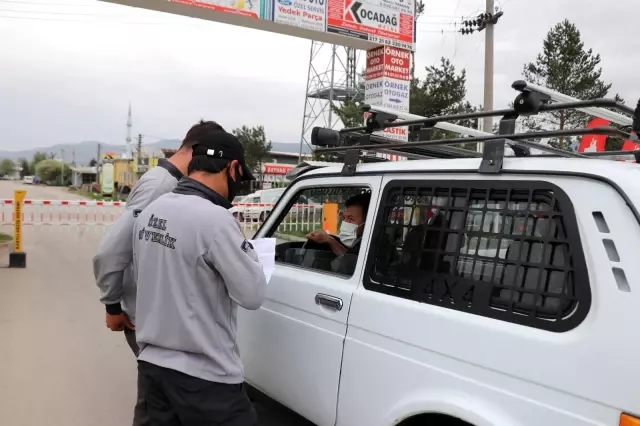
[69,166,98,188]
[161,149,310,188]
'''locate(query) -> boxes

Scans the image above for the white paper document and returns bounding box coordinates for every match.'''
[249,238,276,284]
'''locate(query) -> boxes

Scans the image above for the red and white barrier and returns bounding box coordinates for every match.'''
[0,199,126,227]
[0,200,324,233]
[0,200,125,206]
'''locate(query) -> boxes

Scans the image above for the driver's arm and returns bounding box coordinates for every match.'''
[327,238,347,256]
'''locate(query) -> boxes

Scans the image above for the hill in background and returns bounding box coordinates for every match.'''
[0,140,310,165]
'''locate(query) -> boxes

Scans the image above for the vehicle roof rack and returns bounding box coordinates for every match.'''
[310,80,639,175]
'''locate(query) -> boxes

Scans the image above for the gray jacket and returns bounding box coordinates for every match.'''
[132,178,266,384]
[92,159,182,322]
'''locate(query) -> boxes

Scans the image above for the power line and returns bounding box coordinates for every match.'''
[416,29,458,33]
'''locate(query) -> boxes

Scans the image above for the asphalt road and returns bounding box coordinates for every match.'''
[0,181,311,426]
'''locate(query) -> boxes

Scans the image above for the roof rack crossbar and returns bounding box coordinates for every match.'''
[318,126,630,157]
[358,132,482,159]
[353,98,631,133]
[308,84,639,177]
[513,80,635,126]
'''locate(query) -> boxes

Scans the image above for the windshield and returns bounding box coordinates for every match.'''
[263,190,285,204]
[233,196,247,203]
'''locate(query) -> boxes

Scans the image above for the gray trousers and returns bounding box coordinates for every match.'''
[124,328,151,426]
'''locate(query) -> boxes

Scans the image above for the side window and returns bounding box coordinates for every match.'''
[364,180,591,332]
[265,186,371,277]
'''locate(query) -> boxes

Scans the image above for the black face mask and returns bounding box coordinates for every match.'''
[226,167,241,202]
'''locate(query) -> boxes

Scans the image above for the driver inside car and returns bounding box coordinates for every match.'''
[305,192,371,258]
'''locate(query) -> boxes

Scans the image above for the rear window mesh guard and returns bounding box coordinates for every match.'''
[364,180,591,332]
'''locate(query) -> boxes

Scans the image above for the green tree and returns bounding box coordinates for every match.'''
[31,151,47,172]
[232,125,272,181]
[522,20,617,150]
[409,58,480,149]
[88,158,98,167]
[322,58,480,158]
[0,159,16,176]
[18,158,29,178]
[332,99,365,128]
[35,159,71,185]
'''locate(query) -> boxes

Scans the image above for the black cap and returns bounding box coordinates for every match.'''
[191,130,255,181]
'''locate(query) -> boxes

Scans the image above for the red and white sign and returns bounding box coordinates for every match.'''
[578,118,610,153]
[365,46,410,81]
[363,45,410,148]
[326,0,415,51]
[169,0,265,19]
[263,164,295,175]
[622,140,640,151]
[578,118,640,156]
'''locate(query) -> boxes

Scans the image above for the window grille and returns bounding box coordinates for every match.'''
[364,180,591,332]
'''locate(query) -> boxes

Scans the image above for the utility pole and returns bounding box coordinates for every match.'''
[460,3,503,151]
[136,134,147,176]
[96,143,101,185]
[60,149,65,186]
[483,0,495,140]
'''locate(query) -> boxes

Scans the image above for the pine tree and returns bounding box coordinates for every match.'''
[19,159,29,178]
[331,98,365,128]
[522,20,616,150]
[409,58,480,148]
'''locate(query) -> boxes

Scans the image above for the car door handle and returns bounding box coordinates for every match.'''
[315,293,343,311]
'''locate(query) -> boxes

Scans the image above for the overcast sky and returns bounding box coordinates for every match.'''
[0,0,638,151]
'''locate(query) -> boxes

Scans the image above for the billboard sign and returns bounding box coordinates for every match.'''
[327,0,414,50]
[170,0,270,19]
[263,163,295,175]
[99,0,414,51]
[136,157,150,173]
[101,163,115,195]
[364,46,410,144]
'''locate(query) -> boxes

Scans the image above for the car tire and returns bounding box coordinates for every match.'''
[233,212,244,222]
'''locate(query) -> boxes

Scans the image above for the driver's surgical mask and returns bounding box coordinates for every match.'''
[338,221,362,248]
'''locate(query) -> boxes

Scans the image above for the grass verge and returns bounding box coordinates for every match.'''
[0,232,13,243]
[67,188,121,202]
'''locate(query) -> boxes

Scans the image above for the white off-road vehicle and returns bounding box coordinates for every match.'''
[237,81,640,426]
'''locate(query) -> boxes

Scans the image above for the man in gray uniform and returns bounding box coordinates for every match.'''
[132,129,267,426]
[93,120,225,426]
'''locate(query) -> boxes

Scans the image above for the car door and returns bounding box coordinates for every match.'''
[237,175,383,426]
